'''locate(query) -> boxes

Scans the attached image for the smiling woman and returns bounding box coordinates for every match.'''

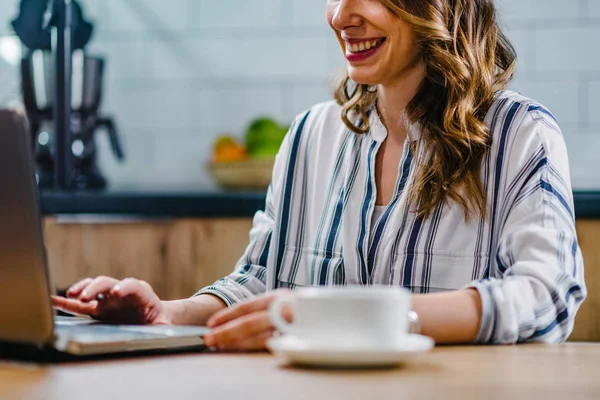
[53,0,586,351]
[332,0,516,220]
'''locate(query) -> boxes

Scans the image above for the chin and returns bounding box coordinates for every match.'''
[347,68,382,86]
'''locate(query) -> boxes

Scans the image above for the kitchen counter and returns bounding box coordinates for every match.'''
[40,188,600,219]
[574,191,600,219]
[40,187,266,218]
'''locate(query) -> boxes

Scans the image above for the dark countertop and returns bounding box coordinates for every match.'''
[40,187,266,218]
[40,188,600,219]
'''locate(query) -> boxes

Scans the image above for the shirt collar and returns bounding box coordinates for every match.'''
[368,106,421,143]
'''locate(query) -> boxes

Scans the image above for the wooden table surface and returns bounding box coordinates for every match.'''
[1,344,599,400]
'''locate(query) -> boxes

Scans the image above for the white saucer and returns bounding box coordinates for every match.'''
[267,334,434,368]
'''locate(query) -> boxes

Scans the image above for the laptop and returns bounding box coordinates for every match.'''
[0,109,208,359]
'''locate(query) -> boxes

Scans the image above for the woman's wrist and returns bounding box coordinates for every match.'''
[411,289,482,344]
[163,295,227,326]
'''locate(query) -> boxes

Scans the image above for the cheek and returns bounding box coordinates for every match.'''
[326,5,345,52]
[391,30,419,63]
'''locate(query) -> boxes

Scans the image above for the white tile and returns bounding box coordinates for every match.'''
[103,0,147,32]
[0,58,19,107]
[561,128,600,189]
[190,0,281,29]
[104,87,192,133]
[191,86,284,136]
[563,128,600,162]
[569,159,600,189]
[287,84,333,120]
[149,38,197,80]
[535,27,600,72]
[0,2,18,35]
[588,1,600,19]
[496,0,581,22]
[291,0,328,27]
[188,36,332,79]
[589,80,600,124]
[86,38,143,80]
[77,0,108,22]
[152,137,214,186]
[504,28,537,74]
[327,35,346,76]
[95,132,155,189]
[139,0,190,31]
[104,0,189,32]
[510,78,580,125]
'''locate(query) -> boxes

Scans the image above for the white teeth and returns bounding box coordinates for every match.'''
[348,40,380,53]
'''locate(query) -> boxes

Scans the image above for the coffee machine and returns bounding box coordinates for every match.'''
[12,0,124,190]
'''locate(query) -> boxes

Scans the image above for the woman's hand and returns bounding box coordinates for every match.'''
[51,276,171,325]
[203,290,292,351]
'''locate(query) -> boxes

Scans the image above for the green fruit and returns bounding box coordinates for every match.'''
[245,117,287,155]
[248,145,281,158]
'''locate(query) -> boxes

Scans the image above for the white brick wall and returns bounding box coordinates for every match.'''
[588,0,600,19]
[0,0,598,189]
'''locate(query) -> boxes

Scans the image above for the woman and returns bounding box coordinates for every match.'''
[53,0,586,350]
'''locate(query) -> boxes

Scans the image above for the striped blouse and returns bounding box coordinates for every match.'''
[196,90,587,344]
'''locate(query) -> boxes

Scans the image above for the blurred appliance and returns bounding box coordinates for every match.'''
[11,0,93,51]
[12,0,124,190]
[20,49,124,189]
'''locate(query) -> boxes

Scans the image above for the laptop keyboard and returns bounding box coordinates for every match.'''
[55,324,208,343]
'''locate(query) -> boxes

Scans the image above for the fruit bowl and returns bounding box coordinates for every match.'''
[208,158,275,190]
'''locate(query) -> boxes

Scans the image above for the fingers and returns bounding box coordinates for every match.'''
[109,278,152,299]
[66,278,93,298]
[51,295,98,317]
[221,331,273,352]
[204,310,273,349]
[78,276,120,302]
[207,292,282,328]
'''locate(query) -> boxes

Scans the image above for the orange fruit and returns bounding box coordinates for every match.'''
[214,146,246,162]
[213,135,246,162]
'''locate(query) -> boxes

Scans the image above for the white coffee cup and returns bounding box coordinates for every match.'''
[269,286,412,348]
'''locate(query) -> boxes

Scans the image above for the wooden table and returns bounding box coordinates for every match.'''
[1,344,599,400]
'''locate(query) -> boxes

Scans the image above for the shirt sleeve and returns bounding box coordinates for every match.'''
[467,110,587,344]
[191,118,296,306]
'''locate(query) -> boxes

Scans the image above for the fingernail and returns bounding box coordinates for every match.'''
[81,290,88,298]
[112,285,121,293]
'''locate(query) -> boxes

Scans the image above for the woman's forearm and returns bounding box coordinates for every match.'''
[412,289,482,344]
[163,289,483,342]
[163,294,228,326]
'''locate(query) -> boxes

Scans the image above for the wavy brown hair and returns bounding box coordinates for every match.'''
[334,0,516,220]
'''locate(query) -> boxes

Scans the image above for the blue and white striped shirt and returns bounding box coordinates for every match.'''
[196,90,586,344]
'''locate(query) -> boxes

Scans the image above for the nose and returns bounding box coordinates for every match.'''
[329,0,362,32]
